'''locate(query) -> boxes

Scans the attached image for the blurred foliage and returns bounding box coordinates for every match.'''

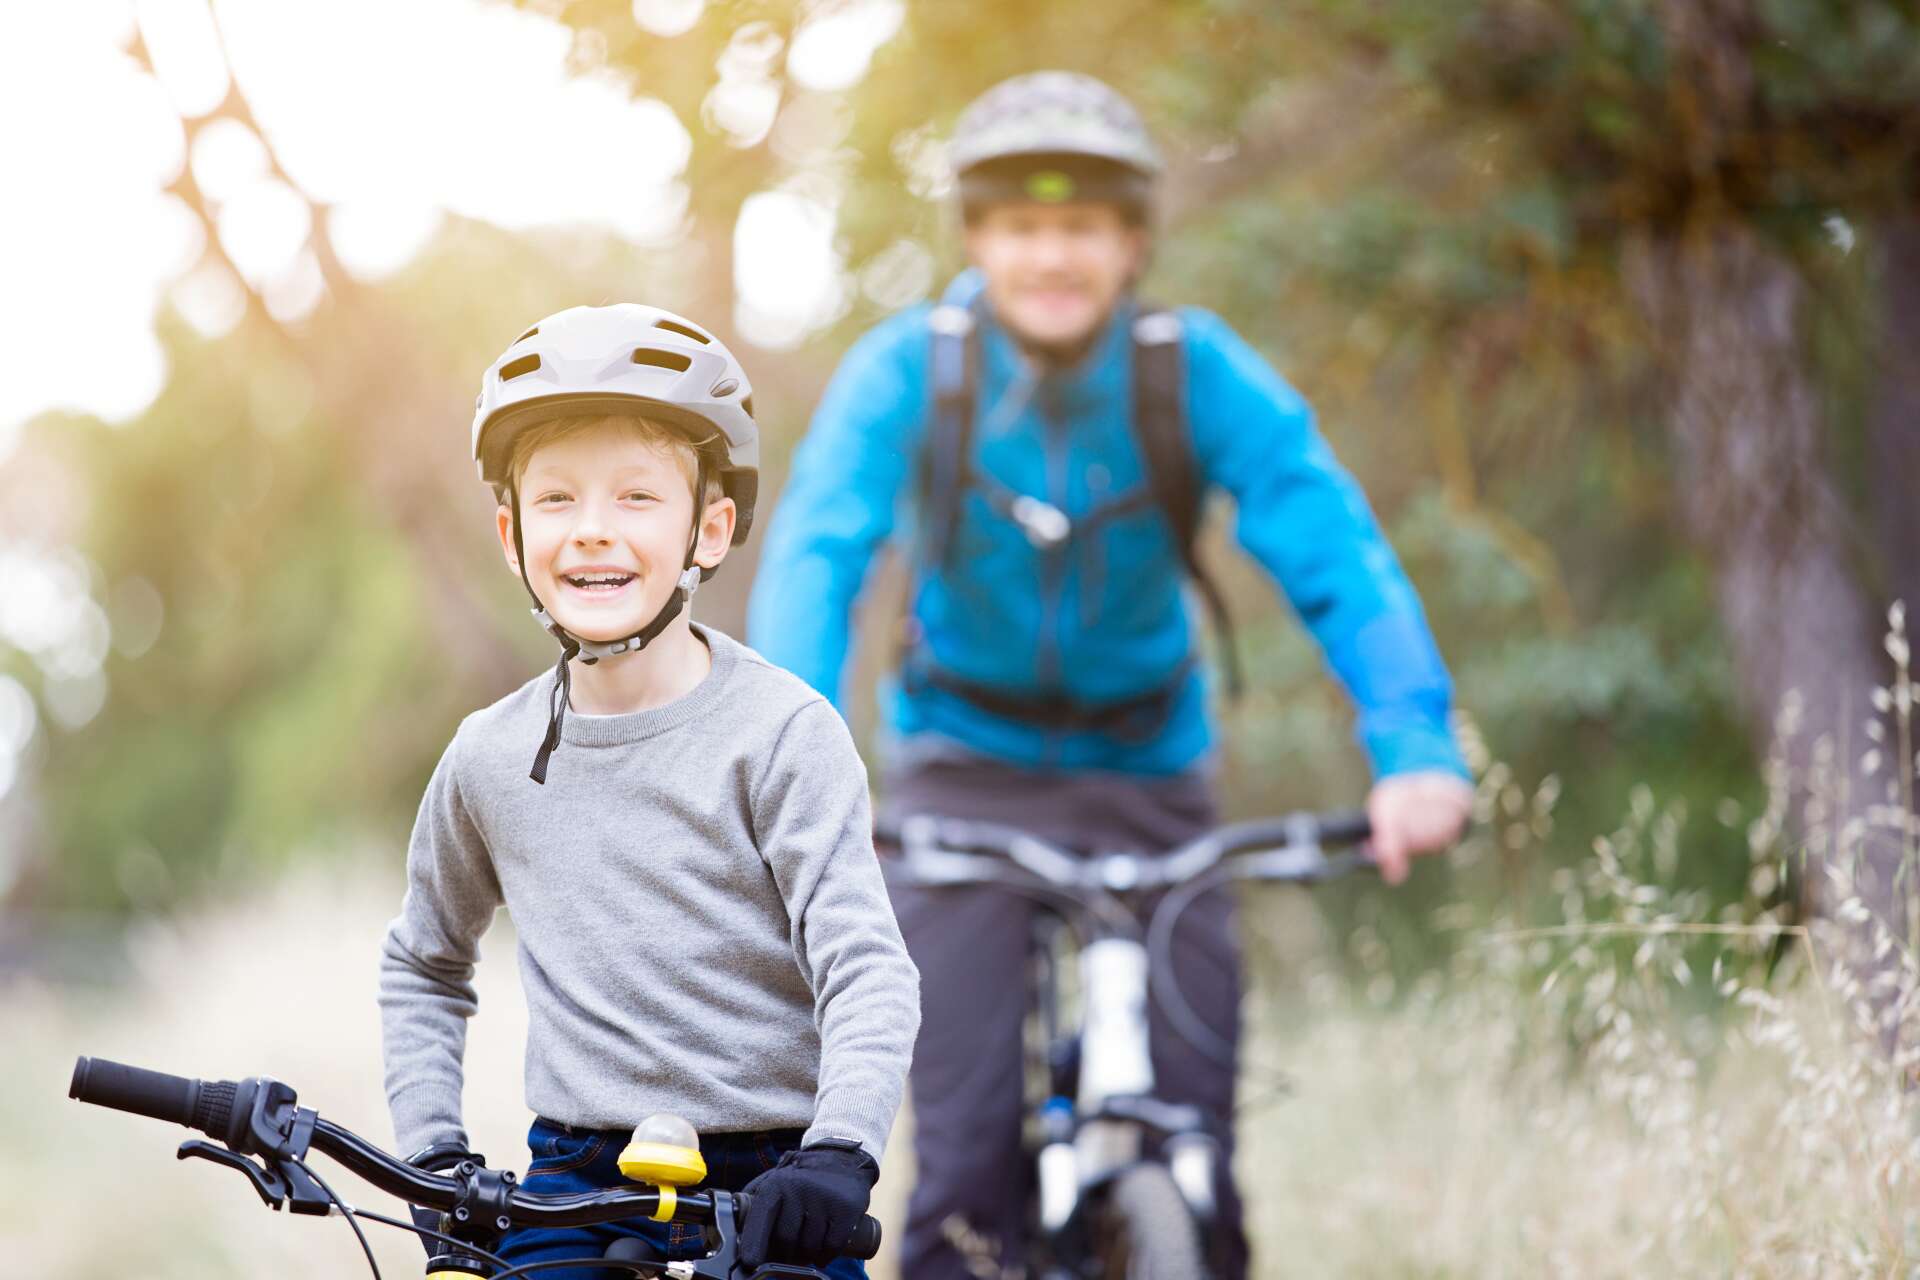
[5,0,1917,948]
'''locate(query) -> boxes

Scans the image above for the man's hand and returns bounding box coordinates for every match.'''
[1366,770,1473,886]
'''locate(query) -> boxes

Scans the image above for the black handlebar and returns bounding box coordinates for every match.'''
[70,1057,882,1264]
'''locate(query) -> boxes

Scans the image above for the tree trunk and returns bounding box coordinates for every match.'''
[1626,224,1905,960]
[1870,213,1920,618]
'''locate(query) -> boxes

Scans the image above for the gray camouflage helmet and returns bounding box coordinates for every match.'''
[949,71,1162,179]
[471,303,760,543]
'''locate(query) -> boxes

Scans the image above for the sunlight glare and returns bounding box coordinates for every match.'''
[787,0,903,93]
[735,188,847,349]
[171,261,249,338]
[189,117,270,203]
[135,0,231,118]
[632,0,704,38]
[4,0,727,435]
[263,249,326,325]
[327,201,446,283]
[215,177,311,290]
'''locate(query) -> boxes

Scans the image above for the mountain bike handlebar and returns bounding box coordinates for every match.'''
[876,806,1373,901]
[877,806,1376,1071]
[70,1057,882,1266]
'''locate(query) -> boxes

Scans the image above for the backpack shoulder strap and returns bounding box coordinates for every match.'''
[921,302,978,569]
[1131,306,1245,698]
[1131,308,1200,549]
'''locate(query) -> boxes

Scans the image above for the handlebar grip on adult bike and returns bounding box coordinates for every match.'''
[1315,808,1372,847]
[69,1056,237,1138]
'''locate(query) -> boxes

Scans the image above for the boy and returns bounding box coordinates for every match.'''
[379,303,919,1279]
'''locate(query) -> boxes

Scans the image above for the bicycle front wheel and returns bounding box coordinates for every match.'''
[1101,1163,1206,1280]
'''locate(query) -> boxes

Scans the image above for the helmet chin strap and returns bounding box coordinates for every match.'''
[512,459,709,785]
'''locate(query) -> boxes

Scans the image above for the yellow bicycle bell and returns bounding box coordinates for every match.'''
[618,1112,706,1221]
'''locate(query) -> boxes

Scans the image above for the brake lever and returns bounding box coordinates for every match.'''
[178,1139,288,1208]
[685,1189,739,1279]
[669,1191,836,1280]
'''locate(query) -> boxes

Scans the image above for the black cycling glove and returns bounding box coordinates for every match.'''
[737,1140,880,1270]
[406,1140,487,1260]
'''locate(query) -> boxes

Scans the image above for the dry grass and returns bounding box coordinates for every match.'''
[1240,939,1920,1277]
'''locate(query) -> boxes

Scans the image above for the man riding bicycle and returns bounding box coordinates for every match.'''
[747,71,1473,1280]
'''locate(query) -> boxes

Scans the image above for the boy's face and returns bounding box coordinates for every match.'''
[497,423,734,644]
[964,201,1147,354]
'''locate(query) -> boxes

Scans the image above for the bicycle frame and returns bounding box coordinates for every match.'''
[883,809,1370,1279]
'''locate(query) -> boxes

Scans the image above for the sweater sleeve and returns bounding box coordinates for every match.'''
[751,700,920,1161]
[1182,309,1468,779]
[378,736,504,1155]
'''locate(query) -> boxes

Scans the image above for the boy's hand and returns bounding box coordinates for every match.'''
[1366,771,1474,886]
[738,1140,879,1269]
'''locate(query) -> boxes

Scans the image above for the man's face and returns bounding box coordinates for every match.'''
[497,424,733,644]
[964,202,1147,354]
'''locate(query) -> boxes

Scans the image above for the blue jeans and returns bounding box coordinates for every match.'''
[497,1117,869,1280]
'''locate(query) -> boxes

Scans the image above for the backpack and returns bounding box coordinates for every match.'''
[911,299,1244,730]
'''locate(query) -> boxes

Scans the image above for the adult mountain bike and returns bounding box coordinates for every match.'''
[878,807,1372,1280]
[67,1056,881,1279]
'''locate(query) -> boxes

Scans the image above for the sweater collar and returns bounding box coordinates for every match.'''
[558,623,740,747]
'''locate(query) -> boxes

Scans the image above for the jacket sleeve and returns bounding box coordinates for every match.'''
[377,734,504,1155]
[751,700,920,1160]
[746,311,929,711]
[1180,309,1468,780]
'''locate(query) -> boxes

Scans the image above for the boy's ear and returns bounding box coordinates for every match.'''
[497,504,522,576]
[694,495,737,571]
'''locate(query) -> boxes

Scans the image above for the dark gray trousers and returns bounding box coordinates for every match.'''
[880,755,1248,1280]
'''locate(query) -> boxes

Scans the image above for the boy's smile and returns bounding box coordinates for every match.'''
[558,565,637,596]
[498,422,732,646]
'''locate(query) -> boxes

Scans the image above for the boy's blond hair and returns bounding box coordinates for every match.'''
[506,412,724,505]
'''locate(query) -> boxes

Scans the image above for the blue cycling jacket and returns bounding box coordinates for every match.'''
[746,273,1467,779]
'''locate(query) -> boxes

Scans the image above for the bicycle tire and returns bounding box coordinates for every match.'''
[1101,1163,1207,1280]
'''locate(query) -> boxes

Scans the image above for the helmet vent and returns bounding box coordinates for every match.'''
[632,348,693,373]
[514,325,540,344]
[742,395,754,419]
[710,378,740,399]
[500,354,542,381]
[654,319,711,344]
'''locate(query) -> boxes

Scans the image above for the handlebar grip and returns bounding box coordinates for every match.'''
[1316,809,1372,846]
[847,1214,882,1260]
[69,1056,238,1139]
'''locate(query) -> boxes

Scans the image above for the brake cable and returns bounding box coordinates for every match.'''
[1144,861,1242,1069]
[288,1156,382,1279]
[1144,849,1372,1113]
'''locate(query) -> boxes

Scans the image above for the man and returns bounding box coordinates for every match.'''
[748,71,1473,1280]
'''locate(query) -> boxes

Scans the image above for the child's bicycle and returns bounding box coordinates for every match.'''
[68,1056,882,1279]
[877,807,1373,1280]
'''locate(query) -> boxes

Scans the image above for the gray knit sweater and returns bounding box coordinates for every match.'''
[378,626,919,1160]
